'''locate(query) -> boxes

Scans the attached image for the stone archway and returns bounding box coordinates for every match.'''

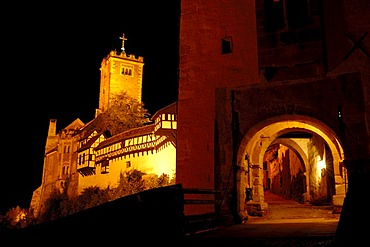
[264,138,309,203]
[236,115,346,218]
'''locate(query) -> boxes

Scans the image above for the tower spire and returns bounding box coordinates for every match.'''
[119,33,127,53]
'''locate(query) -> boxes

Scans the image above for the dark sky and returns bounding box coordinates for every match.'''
[1,1,180,214]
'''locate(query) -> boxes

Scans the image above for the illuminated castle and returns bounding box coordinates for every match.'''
[30,34,177,216]
[30,3,370,238]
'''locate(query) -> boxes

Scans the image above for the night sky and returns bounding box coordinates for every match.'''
[1,1,180,214]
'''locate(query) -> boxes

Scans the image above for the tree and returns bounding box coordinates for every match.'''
[144,173,175,189]
[1,170,176,229]
[91,92,151,136]
[2,206,35,229]
[37,189,68,223]
[113,169,146,200]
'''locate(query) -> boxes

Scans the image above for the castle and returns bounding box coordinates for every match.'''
[30,3,369,243]
[30,34,177,217]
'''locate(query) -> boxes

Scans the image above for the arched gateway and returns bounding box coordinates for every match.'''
[236,115,346,219]
[213,73,360,221]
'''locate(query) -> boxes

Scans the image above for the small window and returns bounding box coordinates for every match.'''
[126,161,131,168]
[120,64,134,77]
[222,36,233,54]
[64,145,70,153]
[62,165,70,175]
[101,160,109,174]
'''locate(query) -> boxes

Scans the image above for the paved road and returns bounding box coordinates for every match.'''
[182,191,340,246]
[182,217,339,246]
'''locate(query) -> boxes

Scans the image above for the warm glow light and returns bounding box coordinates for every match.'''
[317,158,326,170]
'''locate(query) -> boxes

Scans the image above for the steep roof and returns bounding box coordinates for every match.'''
[78,132,106,152]
[62,118,85,132]
[151,102,177,120]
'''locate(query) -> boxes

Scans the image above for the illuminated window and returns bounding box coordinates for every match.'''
[125,139,132,146]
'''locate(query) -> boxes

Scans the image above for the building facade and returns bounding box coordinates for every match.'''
[30,39,177,217]
[176,0,369,224]
[30,3,369,240]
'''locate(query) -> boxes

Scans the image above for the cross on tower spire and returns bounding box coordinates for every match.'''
[119,33,128,53]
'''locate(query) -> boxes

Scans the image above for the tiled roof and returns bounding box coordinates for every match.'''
[151,102,177,120]
[77,117,102,139]
[45,146,58,155]
[63,118,85,131]
[78,133,105,152]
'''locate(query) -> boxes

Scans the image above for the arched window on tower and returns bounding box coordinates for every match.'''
[121,65,134,77]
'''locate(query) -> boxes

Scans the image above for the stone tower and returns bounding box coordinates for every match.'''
[97,33,144,115]
[176,0,370,226]
[31,34,147,217]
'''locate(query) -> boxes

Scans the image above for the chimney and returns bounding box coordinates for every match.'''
[48,119,57,136]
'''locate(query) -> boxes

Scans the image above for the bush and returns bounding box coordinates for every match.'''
[2,170,176,229]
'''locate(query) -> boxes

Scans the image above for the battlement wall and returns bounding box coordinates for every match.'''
[105,50,144,63]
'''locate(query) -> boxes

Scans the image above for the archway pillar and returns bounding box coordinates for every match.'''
[332,160,347,211]
[237,169,249,221]
[245,164,268,216]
